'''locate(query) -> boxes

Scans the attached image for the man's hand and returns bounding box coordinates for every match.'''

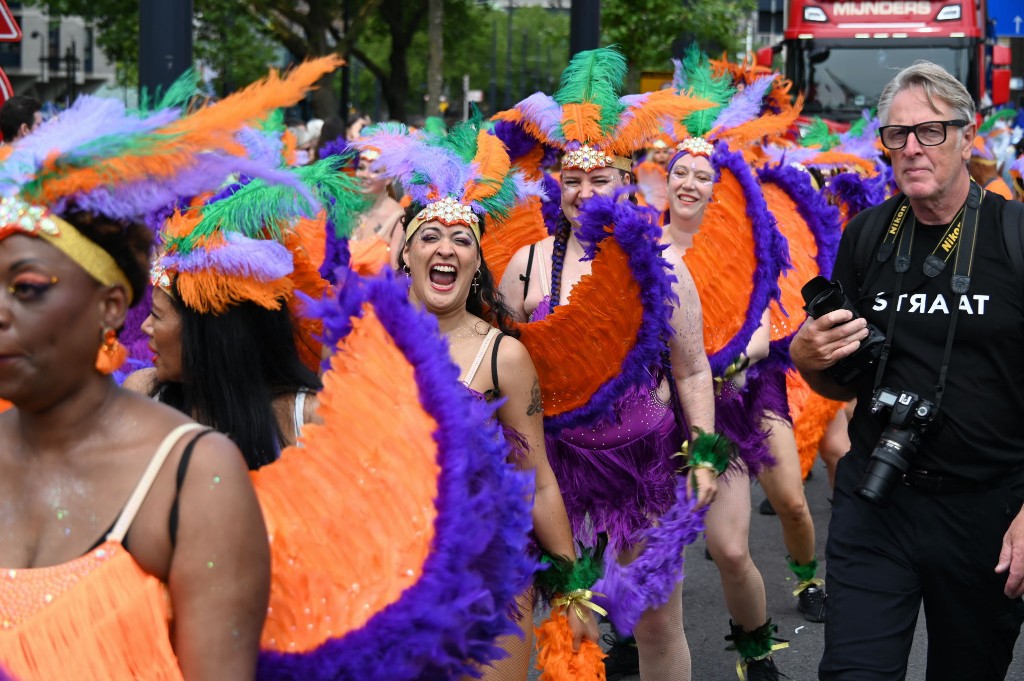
[688,467,718,510]
[790,310,869,373]
[996,506,1024,598]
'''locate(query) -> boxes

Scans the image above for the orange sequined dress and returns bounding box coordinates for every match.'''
[0,423,203,681]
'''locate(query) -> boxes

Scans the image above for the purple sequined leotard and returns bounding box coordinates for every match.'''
[531,296,683,551]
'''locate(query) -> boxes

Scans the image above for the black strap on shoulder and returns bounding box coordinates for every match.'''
[489,332,506,397]
[168,428,216,547]
[519,244,536,299]
[853,193,906,294]
[1003,199,1024,296]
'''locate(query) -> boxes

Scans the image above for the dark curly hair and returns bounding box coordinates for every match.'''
[57,208,153,306]
[396,203,520,338]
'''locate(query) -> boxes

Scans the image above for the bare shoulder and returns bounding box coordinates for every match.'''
[506,235,555,276]
[496,333,532,367]
[123,367,158,395]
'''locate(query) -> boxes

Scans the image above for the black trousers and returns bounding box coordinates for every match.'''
[820,453,1024,680]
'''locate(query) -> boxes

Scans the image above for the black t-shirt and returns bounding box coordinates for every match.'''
[832,191,1024,481]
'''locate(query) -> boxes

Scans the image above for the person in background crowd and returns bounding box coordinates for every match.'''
[0,95,43,143]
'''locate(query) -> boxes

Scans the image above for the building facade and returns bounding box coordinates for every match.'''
[0,3,115,104]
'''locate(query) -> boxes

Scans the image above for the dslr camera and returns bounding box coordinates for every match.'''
[800,277,885,385]
[855,388,938,506]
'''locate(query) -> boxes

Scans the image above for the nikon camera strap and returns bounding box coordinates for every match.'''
[871,182,984,411]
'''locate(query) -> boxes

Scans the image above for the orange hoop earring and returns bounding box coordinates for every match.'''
[95,327,127,374]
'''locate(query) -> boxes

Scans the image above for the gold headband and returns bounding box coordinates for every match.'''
[562,144,633,173]
[406,196,482,242]
[0,197,134,301]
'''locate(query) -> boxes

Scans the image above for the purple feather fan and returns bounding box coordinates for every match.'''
[593,480,707,634]
[541,194,677,435]
[704,143,789,378]
[265,272,537,681]
[758,162,842,278]
[828,170,890,220]
[757,161,844,371]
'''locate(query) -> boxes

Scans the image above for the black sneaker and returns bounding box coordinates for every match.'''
[744,656,784,681]
[602,633,639,681]
[797,584,826,623]
[759,497,777,515]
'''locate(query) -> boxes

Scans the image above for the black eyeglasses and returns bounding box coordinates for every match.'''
[877,120,968,150]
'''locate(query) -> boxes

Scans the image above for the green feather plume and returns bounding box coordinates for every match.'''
[678,43,734,139]
[800,117,838,151]
[181,156,366,251]
[136,69,200,115]
[979,108,1016,135]
[432,108,482,163]
[554,46,627,140]
[260,109,286,133]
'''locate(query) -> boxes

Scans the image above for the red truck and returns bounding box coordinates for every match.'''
[761,0,1012,122]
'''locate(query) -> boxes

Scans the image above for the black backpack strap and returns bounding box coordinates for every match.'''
[852,193,906,294]
[1002,199,1024,296]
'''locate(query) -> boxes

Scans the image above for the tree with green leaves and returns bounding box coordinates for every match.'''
[603,0,756,76]
[30,1,573,122]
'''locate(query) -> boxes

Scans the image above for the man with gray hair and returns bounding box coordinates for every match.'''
[791,60,1024,679]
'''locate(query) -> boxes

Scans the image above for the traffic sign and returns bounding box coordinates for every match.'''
[989,0,1023,38]
[0,0,20,42]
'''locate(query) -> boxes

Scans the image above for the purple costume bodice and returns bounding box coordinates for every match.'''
[529,294,680,549]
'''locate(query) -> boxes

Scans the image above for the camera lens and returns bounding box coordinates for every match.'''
[855,432,915,506]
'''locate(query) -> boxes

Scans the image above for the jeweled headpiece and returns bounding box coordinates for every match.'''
[495,46,713,177]
[676,136,715,158]
[0,196,134,298]
[354,113,541,244]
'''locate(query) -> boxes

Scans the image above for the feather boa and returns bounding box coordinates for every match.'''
[593,480,707,634]
[259,271,537,680]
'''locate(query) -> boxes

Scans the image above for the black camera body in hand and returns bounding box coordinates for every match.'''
[801,277,886,385]
[855,388,939,506]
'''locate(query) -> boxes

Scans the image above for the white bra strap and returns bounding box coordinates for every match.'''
[537,241,550,297]
[293,388,309,439]
[460,327,500,388]
[108,423,205,543]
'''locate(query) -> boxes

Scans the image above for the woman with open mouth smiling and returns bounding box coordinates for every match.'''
[362,115,603,679]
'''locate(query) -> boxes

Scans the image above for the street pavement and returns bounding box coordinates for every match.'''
[529,456,1024,680]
